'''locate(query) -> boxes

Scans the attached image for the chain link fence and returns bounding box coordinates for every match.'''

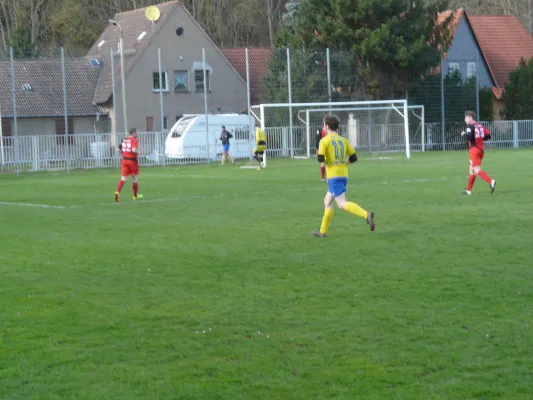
[1,46,532,173]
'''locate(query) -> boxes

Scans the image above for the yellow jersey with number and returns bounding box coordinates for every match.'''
[318,132,356,179]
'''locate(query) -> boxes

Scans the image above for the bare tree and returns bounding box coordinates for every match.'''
[0,0,19,57]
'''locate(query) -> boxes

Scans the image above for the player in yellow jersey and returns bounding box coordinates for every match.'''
[312,115,375,238]
[253,126,267,167]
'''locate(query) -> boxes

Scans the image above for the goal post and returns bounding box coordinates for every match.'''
[251,100,424,160]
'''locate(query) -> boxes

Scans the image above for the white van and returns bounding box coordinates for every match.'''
[165,114,255,161]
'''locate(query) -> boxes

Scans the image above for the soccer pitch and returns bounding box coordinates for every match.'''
[1,149,533,399]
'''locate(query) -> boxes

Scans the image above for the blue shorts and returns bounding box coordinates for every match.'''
[327,177,348,197]
[222,144,230,152]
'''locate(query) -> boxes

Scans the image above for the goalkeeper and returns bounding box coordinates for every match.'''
[253,126,267,165]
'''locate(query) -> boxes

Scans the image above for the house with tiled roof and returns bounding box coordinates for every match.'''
[88,0,247,135]
[0,58,109,143]
[438,8,533,119]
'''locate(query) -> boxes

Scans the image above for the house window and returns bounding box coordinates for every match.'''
[1,118,12,146]
[448,62,460,75]
[163,117,168,130]
[174,70,189,92]
[194,69,210,92]
[153,71,168,91]
[467,62,477,79]
[55,118,74,145]
[146,117,153,131]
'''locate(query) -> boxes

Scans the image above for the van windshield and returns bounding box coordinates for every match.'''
[171,117,194,138]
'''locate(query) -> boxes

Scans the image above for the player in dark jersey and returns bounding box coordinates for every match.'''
[461,111,496,195]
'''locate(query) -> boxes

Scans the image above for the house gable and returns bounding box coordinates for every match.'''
[88,1,246,109]
[88,1,178,105]
[94,1,247,131]
[468,15,533,99]
[442,11,495,89]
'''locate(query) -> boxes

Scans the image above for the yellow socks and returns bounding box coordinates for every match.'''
[320,207,334,235]
[344,202,368,219]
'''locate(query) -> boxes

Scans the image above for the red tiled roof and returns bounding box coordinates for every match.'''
[436,10,533,99]
[220,48,272,103]
[468,15,533,97]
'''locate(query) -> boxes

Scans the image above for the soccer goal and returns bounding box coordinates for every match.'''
[251,100,425,160]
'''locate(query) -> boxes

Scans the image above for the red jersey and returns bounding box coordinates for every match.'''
[120,135,138,160]
[466,123,490,151]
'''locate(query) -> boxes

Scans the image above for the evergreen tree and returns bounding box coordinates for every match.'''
[501,57,533,120]
[263,0,454,103]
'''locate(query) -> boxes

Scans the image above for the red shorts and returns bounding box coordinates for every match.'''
[121,160,139,176]
[469,148,484,167]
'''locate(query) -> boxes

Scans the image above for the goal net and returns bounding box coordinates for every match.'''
[251,100,425,160]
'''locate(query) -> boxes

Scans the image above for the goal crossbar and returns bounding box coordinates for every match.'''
[257,99,407,108]
[297,105,423,115]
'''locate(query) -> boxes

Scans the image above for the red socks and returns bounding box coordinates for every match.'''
[467,174,476,191]
[320,165,325,179]
[117,180,139,196]
[477,170,492,184]
[467,171,492,192]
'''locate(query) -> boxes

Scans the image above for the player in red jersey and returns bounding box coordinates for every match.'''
[316,128,327,181]
[114,128,142,202]
[461,111,496,195]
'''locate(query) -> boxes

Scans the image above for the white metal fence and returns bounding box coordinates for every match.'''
[1,120,533,173]
[425,120,533,151]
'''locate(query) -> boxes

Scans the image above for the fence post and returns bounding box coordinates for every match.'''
[110,49,116,138]
[421,106,425,152]
[31,136,38,171]
[440,54,445,151]
[10,47,19,173]
[61,48,70,172]
[327,48,331,110]
[203,48,210,163]
[367,106,372,152]
[245,47,253,162]
[513,120,519,148]
[0,100,4,166]
[475,52,480,120]
[158,48,164,166]
[110,48,118,168]
[287,48,294,158]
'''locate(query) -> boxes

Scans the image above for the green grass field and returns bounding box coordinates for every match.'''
[1,149,533,399]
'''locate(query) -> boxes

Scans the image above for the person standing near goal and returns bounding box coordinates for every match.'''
[114,128,142,202]
[253,126,267,166]
[316,127,327,181]
[461,111,496,195]
[312,115,375,238]
[219,125,234,165]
